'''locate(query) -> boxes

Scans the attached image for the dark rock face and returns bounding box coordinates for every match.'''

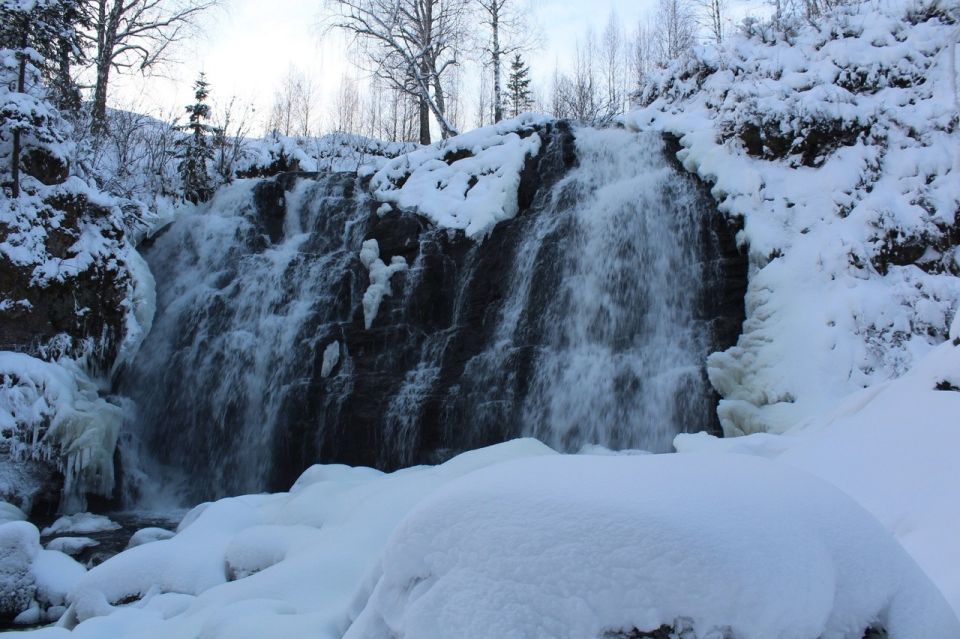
[21,149,69,186]
[125,123,747,501]
[0,192,129,371]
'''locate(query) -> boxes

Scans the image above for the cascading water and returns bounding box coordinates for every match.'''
[121,125,744,504]
[453,128,717,454]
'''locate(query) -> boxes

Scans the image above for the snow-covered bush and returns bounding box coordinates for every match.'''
[629,0,960,435]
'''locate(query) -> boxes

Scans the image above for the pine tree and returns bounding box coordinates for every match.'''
[506,54,533,118]
[0,0,80,197]
[178,74,216,204]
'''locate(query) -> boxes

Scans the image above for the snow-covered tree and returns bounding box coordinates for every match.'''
[0,0,77,197]
[506,53,531,117]
[177,73,215,203]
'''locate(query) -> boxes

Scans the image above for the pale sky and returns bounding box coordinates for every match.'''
[109,0,761,134]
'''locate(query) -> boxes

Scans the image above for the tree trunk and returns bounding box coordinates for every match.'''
[92,0,118,134]
[492,1,503,123]
[418,96,431,145]
[11,29,28,198]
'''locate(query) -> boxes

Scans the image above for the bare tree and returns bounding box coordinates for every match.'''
[628,20,654,97]
[599,11,625,121]
[653,0,696,64]
[88,0,219,132]
[692,0,725,43]
[265,67,316,138]
[328,0,468,144]
[332,73,362,133]
[212,96,253,185]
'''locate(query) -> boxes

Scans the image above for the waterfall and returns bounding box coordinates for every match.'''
[121,126,743,504]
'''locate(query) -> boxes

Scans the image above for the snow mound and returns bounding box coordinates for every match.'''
[347,454,958,639]
[125,527,174,550]
[0,353,122,511]
[55,439,555,636]
[0,521,85,625]
[676,331,960,618]
[41,513,121,537]
[370,114,552,238]
[628,0,960,435]
[45,537,99,556]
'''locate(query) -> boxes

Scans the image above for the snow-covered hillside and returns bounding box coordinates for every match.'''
[629,0,960,435]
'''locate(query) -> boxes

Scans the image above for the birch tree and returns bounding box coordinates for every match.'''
[475,0,532,123]
[329,0,468,144]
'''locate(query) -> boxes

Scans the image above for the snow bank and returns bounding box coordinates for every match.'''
[0,353,122,511]
[51,440,555,638]
[628,0,960,435]
[370,114,552,238]
[347,453,957,639]
[676,331,960,618]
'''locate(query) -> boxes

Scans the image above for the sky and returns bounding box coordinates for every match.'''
[109,0,762,134]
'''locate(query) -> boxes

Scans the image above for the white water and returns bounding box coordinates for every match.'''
[122,127,730,504]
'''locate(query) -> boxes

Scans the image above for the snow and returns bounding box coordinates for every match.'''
[347,453,957,639]
[0,521,85,625]
[41,514,120,537]
[627,0,960,437]
[45,537,99,556]
[676,333,960,618]
[0,501,26,524]
[359,239,407,330]
[0,353,122,511]
[370,114,552,238]
[126,528,175,550]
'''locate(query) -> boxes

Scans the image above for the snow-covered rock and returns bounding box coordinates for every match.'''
[370,114,552,238]
[0,521,86,625]
[628,0,960,437]
[45,537,99,557]
[125,527,175,550]
[347,453,957,639]
[41,513,121,537]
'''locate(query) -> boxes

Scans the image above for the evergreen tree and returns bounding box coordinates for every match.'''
[506,53,533,118]
[177,74,216,204]
[0,0,80,197]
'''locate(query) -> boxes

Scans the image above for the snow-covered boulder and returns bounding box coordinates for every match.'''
[346,454,959,639]
[0,521,40,621]
[0,521,85,625]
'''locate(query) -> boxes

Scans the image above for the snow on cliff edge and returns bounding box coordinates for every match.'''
[628,0,960,436]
